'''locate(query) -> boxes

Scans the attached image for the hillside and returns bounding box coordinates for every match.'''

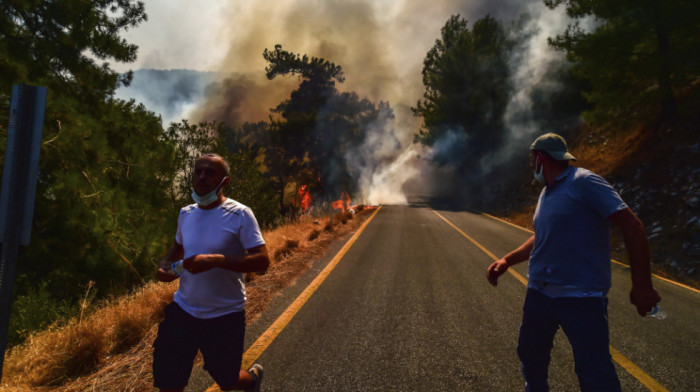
[490,84,700,288]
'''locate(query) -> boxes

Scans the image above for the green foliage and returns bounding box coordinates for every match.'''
[164,120,280,227]
[262,45,344,211]
[7,281,80,346]
[17,96,177,301]
[264,44,345,163]
[0,0,289,348]
[412,14,512,171]
[1,0,177,306]
[545,0,700,124]
[264,44,345,85]
[260,45,396,207]
[0,0,146,100]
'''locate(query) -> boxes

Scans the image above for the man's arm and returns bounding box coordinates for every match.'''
[183,244,270,274]
[608,208,661,316]
[157,242,184,282]
[487,235,535,286]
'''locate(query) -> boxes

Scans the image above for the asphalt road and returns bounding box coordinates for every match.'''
[186,204,700,391]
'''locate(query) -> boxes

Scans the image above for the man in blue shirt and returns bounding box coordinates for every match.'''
[486,133,661,391]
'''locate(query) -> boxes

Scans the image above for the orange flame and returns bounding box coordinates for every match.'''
[298,185,312,212]
[331,191,351,212]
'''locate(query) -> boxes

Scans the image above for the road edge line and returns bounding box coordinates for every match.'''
[609,346,670,392]
[481,213,700,294]
[434,210,670,392]
[206,206,383,392]
[433,210,527,286]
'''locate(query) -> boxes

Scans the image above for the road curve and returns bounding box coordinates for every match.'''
[186,204,699,392]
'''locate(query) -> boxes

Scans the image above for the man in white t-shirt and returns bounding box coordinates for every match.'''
[153,153,270,392]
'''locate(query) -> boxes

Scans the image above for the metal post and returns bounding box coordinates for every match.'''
[0,84,47,378]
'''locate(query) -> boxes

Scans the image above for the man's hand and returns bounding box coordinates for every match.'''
[630,285,661,316]
[157,267,179,282]
[487,235,533,287]
[487,259,509,286]
[183,254,216,274]
[157,242,184,282]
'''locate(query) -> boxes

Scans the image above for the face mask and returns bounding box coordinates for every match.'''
[191,177,227,206]
[533,155,545,184]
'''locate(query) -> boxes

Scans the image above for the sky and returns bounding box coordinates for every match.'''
[114,0,552,114]
[114,0,570,204]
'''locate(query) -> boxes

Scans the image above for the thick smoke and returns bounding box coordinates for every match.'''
[199,0,557,205]
[120,0,574,205]
[481,3,572,175]
[189,74,298,128]
[342,103,417,205]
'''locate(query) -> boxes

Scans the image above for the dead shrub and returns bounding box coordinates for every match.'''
[273,238,299,261]
[308,228,321,241]
[3,281,175,389]
[334,212,348,225]
[20,322,106,386]
[109,312,150,354]
[61,327,105,381]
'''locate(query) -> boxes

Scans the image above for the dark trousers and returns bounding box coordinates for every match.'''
[517,289,621,392]
[153,302,246,389]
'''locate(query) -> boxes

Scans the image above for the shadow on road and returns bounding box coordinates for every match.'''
[405,194,481,213]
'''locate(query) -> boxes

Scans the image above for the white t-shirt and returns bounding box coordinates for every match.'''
[173,198,265,319]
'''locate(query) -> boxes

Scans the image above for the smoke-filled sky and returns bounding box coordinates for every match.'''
[115,0,570,204]
[115,0,545,117]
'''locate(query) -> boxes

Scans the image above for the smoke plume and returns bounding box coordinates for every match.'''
[121,0,576,206]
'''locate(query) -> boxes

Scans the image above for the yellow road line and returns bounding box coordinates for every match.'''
[609,346,670,392]
[482,212,533,234]
[434,210,670,392]
[482,213,700,294]
[206,206,382,392]
[636,269,700,294]
[434,210,528,286]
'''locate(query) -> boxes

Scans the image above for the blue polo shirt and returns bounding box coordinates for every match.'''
[529,166,628,292]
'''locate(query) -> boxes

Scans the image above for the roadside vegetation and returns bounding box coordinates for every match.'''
[1,208,369,391]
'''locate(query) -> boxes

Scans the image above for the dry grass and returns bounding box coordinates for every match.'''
[1,281,175,391]
[0,209,370,391]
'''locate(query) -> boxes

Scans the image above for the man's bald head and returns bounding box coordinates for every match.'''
[197,153,230,177]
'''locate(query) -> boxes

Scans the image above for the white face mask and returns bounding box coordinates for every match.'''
[533,156,545,184]
[191,177,227,207]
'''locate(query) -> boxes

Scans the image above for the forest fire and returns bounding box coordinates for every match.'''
[298,185,312,212]
[332,191,352,213]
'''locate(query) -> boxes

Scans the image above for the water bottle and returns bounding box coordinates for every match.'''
[170,260,184,276]
[647,305,666,319]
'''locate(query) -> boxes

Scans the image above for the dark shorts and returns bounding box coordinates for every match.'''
[152,302,245,389]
